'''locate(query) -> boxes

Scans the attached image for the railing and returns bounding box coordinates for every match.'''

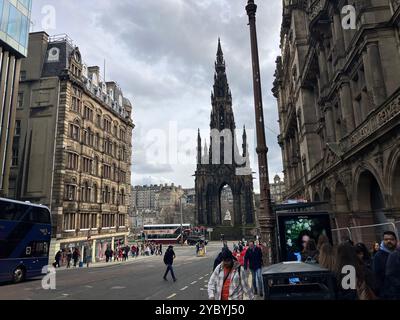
[332,222,399,248]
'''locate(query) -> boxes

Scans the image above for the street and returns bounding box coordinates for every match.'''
[0,242,228,300]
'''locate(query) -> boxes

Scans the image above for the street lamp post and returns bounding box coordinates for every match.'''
[246,0,275,265]
[180,195,184,246]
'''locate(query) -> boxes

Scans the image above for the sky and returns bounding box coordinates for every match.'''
[30,0,283,192]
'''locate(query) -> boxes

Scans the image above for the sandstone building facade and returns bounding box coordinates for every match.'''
[273,1,400,231]
[9,32,134,262]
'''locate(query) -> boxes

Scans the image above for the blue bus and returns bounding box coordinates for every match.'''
[0,198,51,283]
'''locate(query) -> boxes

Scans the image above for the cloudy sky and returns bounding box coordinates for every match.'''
[31,0,283,191]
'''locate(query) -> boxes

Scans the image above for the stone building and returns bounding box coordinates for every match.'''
[270,175,285,203]
[273,1,400,231]
[0,0,31,197]
[9,32,134,262]
[131,184,162,211]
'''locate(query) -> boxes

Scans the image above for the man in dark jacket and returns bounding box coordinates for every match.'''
[384,246,400,299]
[163,245,176,281]
[373,231,398,298]
[244,241,264,297]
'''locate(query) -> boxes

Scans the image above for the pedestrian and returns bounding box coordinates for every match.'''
[373,231,398,298]
[208,248,254,300]
[105,247,110,263]
[371,242,380,257]
[136,245,140,257]
[72,248,80,267]
[163,245,177,282]
[318,243,335,271]
[54,250,62,268]
[355,242,378,298]
[159,243,162,256]
[244,240,264,297]
[384,244,400,299]
[66,249,72,268]
[85,246,92,268]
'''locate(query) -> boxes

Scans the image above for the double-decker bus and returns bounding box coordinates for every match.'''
[143,224,191,244]
[0,198,51,283]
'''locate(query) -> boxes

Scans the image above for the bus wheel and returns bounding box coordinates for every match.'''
[13,267,25,283]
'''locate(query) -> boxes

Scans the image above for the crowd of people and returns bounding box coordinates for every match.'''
[209,239,265,300]
[208,231,400,300]
[315,231,400,300]
[53,241,164,267]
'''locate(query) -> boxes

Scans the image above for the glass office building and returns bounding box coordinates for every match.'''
[0,0,32,57]
[0,0,31,197]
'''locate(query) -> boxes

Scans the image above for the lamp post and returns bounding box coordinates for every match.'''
[179,195,186,246]
[246,0,275,265]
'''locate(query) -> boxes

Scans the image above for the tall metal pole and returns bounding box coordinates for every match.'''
[180,197,183,246]
[246,0,275,265]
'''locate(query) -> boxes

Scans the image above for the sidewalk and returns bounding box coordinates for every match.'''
[56,254,161,271]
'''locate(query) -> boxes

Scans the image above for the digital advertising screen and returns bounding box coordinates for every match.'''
[277,212,333,262]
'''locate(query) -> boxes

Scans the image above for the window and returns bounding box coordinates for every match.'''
[88,128,94,146]
[63,213,76,231]
[96,114,101,127]
[120,189,125,205]
[17,93,23,109]
[83,105,93,121]
[20,71,26,81]
[103,118,111,133]
[91,214,97,229]
[119,171,126,184]
[68,123,80,141]
[120,129,126,142]
[114,125,118,136]
[65,184,77,201]
[12,145,19,166]
[7,4,22,42]
[82,129,88,145]
[82,157,93,174]
[79,213,90,229]
[14,120,21,137]
[66,152,79,170]
[71,97,81,113]
[118,214,125,227]
[103,139,113,155]
[102,186,111,203]
[103,164,111,179]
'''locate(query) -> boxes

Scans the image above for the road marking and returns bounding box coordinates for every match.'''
[204,280,208,283]
[180,286,188,291]
[111,286,126,290]
[205,273,209,276]
[84,285,93,289]
[190,281,197,285]
[204,284,208,288]
[199,277,204,280]
[167,293,177,299]
[200,288,207,291]
[62,294,69,296]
